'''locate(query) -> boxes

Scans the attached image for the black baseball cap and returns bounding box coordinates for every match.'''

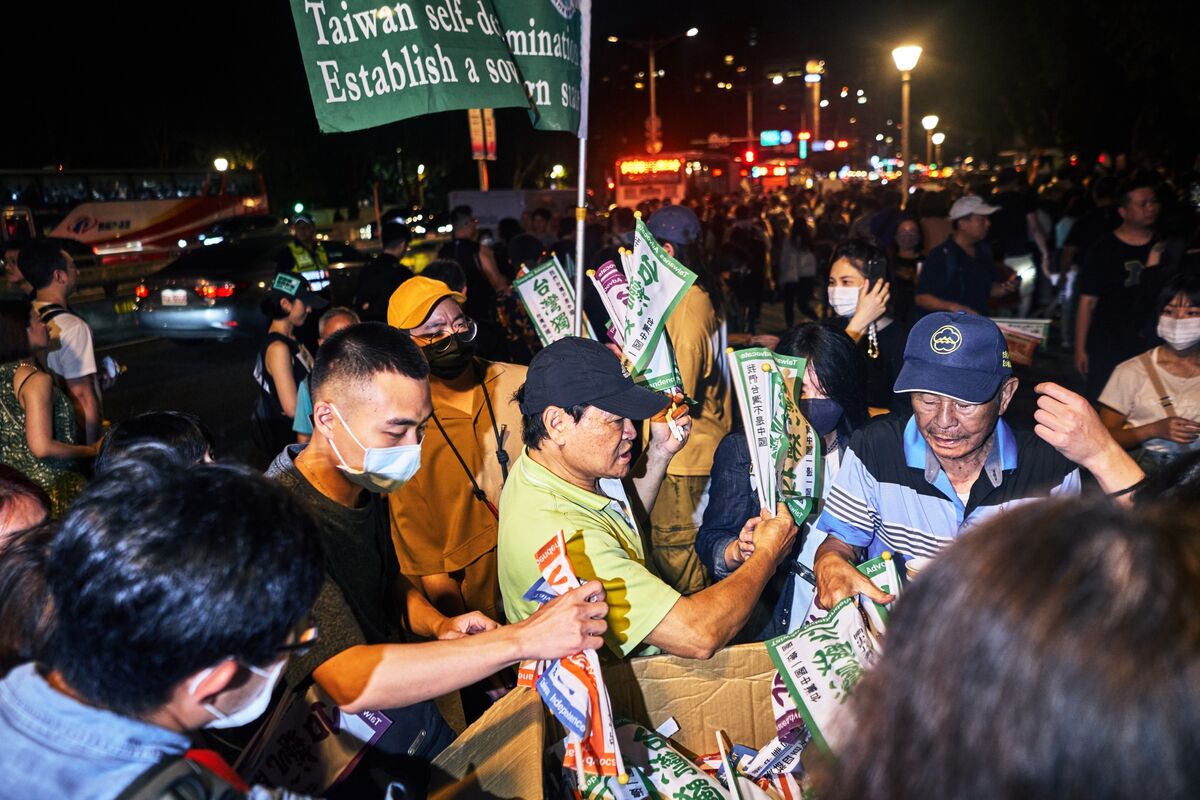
[519,337,668,419]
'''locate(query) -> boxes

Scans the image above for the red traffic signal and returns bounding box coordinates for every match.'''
[836,139,849,149]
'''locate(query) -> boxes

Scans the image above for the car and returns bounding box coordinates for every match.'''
[402,235,450,274]
[186,213,287,248]
[134,235,366,341]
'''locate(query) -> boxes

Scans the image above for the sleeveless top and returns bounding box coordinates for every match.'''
[253,332,313,420]
[0,360,86,516]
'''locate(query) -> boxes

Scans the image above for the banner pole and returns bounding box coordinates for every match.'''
[572,135,587,336]
[572,0,591,337]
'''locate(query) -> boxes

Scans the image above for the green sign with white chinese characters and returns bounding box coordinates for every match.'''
[494,0,586,133]
[289,0,533,133]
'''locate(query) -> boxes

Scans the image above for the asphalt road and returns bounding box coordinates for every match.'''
[98,335,271,469]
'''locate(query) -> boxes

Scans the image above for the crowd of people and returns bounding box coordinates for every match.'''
[0,158,1198,799]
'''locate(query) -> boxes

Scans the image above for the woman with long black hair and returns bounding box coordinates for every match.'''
[695,322,869,640]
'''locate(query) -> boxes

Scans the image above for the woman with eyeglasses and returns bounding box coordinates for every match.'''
[384,276,527,718]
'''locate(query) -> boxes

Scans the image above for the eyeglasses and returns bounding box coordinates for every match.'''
[409,318,478,351]
[277,619,319,657]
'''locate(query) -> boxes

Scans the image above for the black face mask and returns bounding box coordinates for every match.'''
[798,398,844,436]
[422,334,476,379]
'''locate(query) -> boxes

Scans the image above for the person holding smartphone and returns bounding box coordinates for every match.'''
[826,240,910,415]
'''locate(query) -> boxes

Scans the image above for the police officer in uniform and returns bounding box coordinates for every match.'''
[276,213,329,350]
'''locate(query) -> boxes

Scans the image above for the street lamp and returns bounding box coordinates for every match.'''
[891,45,922,205]
[212,157,229,173]
[805,59,824,141]
[921,114,939,164]
[931,131,946,165]
[610,29,699,153]
[416,163,426,208]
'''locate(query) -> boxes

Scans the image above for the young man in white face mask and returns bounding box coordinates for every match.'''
[1100,273,1200,467]
[266,322,608,790]
[0,453,326,798]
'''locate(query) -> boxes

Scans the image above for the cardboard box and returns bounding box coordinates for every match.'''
[430,643,777,799]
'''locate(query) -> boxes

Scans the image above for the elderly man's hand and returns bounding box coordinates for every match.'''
[1033,382,1121,469]
[648,394,692,458]
[813,550,894,610]
[749,503,799,568]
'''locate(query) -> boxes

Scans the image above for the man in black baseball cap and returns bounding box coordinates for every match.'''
[498,337,800,661]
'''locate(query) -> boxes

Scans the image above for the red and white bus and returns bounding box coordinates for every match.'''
[613,152,736,207]
[0,168,268,266]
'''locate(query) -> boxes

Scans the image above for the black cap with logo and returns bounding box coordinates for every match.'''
[519,337,668,420]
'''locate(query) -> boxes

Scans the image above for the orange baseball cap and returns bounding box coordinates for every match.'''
[387,276,466,329]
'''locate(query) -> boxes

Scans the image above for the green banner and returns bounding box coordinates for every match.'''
[494,0,586,133]
[289,0,533,133]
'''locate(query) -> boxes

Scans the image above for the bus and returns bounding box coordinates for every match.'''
[613,152,736,207]
[0,168,269,266]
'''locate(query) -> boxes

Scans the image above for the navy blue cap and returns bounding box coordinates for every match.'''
[519,337,668,420]
[893,312,1012,403]
[647,205,701,246]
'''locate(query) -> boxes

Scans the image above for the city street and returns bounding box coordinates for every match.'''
[99,335,265,467]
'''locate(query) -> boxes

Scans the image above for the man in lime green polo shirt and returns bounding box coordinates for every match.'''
[499,337,798,660]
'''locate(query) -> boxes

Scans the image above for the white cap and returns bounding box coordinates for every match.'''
[948,195,1001,220]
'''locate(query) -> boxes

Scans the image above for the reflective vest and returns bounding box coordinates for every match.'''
[286,241,329,272]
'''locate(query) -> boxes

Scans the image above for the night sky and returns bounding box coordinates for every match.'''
[5,0,1197,213]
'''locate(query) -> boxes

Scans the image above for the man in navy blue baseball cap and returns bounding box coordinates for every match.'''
[807,311,1098,611]
[894,311,1014,404]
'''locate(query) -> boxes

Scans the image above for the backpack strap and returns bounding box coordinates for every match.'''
[37,303,72,324]
[1139,349,1177,418]
[114,750,247,800]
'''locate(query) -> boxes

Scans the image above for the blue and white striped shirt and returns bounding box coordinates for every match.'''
[814,415,1080,563]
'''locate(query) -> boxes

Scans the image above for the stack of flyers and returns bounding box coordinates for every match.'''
[525,530,627,783]
[728,348,820,526]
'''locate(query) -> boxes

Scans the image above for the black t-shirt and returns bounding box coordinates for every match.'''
[989,190,1035,260]
[353,253,413,323]
[267,445,402,685]
[1065,204,1120,254]
[1077,232,1154,355]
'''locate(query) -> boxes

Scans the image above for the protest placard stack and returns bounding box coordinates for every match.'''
[727,348,820,526]
[588,217,696,436]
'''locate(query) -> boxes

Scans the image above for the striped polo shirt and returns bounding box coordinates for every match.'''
[814,414,1080,563]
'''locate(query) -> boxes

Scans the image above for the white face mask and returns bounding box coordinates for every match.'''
[190,659,284,730]
[828,286,860,318]
[1158,316,1200,351]
[327,403,422,494]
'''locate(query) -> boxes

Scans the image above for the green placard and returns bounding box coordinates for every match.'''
[494,0,585,133]
[289,0,533,133]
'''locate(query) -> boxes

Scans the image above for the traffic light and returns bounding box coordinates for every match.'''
[744,149,756,163]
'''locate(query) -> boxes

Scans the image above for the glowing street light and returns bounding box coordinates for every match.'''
[931,131,946,164]
[892,45,923,204]
[771,75,784,85]
[212,157,229,172]
[922,115,940,164]
[686,27,699,37]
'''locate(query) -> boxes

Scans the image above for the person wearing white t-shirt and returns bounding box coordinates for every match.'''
[17,241,106,443]
[1100,273,1200,468]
